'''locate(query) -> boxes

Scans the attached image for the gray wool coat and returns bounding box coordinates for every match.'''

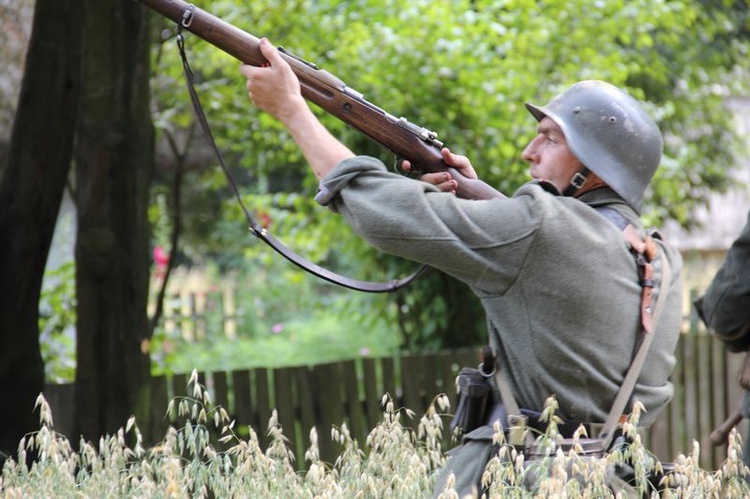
[316,156,683,426]
[696,209,750,353]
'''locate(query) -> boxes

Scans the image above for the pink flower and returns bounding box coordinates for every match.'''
[272,323,283,334]
[153,246,170,266]
[152,246,170,279]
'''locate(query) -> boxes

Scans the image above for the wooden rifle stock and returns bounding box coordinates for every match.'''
[139,0,505,200]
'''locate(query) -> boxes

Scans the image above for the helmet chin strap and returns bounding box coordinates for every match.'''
[562,166,591,197]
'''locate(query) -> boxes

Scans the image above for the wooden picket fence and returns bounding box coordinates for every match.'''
[44,333,746,472]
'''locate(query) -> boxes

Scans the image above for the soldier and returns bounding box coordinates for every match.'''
[696,210,750,467]
[240,38,683,496]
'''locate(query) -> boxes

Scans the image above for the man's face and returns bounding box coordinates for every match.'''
[522,116,584,193]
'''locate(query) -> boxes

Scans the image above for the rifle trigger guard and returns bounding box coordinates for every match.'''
[181,4,196,29]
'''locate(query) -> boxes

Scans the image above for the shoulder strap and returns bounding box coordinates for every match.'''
[598,225,672,448]
[175,31,428,293]
[487,329,528,446]
[594,205,629,230]
[490,210,672,447]
[488,329,521,417]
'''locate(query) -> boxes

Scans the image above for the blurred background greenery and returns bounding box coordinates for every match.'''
[30,0,750,382]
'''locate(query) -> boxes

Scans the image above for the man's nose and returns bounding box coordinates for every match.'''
[522,140,537,162]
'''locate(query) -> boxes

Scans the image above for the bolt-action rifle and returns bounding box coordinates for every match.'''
[138,0,505,200]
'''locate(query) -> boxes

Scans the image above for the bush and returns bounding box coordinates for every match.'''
[2,372,749,497]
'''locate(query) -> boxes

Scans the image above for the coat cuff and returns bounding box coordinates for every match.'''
[314,156,386,206]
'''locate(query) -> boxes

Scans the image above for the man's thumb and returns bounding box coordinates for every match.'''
[259,38,281,65]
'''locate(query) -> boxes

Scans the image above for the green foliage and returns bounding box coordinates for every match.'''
[38,261,76,384]
[148,0,749,351]
[148,259,401,375]
[3,385,750,496]
[150,304,400,375]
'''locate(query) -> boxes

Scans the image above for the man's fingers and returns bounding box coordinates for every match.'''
[402,160,457,193]
[419,172,457,193]
[421,172,451,183]
[259,38,282,66]
[441,147,478,180]
[239,64,253,78]
[238,39,282,79]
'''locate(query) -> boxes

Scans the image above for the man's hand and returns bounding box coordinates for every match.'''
[239,38,355,180]
[239,38,307,126]
[403,148,478,194]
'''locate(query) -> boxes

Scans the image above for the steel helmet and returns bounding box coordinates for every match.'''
[525,80,663,211]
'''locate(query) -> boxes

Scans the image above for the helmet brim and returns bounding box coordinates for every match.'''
[525,103,547,123]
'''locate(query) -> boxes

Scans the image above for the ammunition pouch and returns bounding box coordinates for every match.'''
[450,346,497,435]
[450,366,495,434]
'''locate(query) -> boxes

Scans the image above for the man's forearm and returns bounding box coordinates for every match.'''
[281,105,354,180]
[240,38,354,181]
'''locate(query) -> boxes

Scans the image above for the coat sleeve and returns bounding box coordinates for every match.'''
[315,156,541,295]
[696,210,750,352]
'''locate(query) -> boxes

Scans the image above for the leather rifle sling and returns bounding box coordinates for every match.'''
[173,25,429,293]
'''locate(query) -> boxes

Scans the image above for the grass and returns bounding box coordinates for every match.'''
[151,312,400,376]
[2,371,749,497]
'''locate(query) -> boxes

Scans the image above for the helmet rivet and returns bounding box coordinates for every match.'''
[573,106,581,114]
[608,116,617,124]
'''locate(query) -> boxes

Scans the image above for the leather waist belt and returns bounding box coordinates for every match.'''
[520,407,627,440]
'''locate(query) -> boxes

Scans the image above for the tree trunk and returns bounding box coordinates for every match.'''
[0,0,82,462]
[74,0,154,443]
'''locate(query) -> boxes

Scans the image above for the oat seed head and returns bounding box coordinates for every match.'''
[4,388,749,496]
